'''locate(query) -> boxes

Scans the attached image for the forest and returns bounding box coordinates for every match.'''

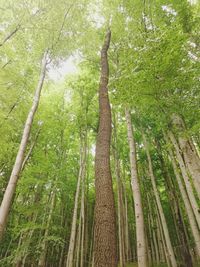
[0,0,200,267]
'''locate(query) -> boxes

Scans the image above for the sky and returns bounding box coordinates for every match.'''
[48,56,78,81]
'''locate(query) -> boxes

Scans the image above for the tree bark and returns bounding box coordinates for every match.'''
[156,139,193,267]
[168,130,200,230]
[125,108,148,267]
[0,51,48,239]
[165,134,200,258]
[113,113,126,267]
[143,134,177,267]
[93,30,117,267]
[38,190,56,267]
[171,114,200,199]
[66,136,87,267]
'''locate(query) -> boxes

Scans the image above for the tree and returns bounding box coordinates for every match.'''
[93,29,117,267]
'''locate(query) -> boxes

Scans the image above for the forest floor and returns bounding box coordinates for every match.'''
[125,263,168,267]
[125,264,200,267]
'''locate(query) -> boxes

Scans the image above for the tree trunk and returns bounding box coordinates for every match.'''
[123,185,130,262]
[21,126,41,172]
[113,113,126,267]
[143,134,177,267]
[168,130,200,230]
[156,139,193,267]
[171,114,200,199]
[165,135,200,258]
[0,51,48,239]
[66,136,87,267]
[38,190,56,267]
[125,108,148,267]
[93,29,117,267]
[80,173,85,267]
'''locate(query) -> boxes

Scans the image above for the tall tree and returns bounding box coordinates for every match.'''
[143,133,178,267]
[93,29,117,267]
[125,108,148,267]
[0,51,48,239]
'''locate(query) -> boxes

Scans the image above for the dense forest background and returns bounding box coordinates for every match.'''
[0,0,200,267]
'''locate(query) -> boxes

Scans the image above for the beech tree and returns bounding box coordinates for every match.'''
[0,0,200,267]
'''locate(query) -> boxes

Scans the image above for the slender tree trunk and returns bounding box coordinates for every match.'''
[156,205,171,267]
[168,131,200,230]
[93,30,117,267]
[113,113,126,267]
[21,127,41,172]
[38,190,56,267]
[171,114,200,199]
[0,25,20,47]
[156,139,193,267]
[123,185,130,262]
[75,210,82,267]
[143,134,177,267]
[66,137,87,267]
[125,108,148,267]
[80,163,85,267]
[165,135,200,258]
[147,193,160,264]
[0,51,48,239]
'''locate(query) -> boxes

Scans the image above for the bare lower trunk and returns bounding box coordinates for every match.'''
[0,51,47,239]
[171,114,200,199]
[113,114,126,267]
[143,134,177,267]
[165,134,200,258]
[38,190,56,267]
[168,131,200,230]
[66,137,87,267]
[125,109,148,267]
[94,30,117,267]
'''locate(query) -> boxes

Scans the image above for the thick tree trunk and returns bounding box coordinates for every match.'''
[143,134,177,267]
[0,51,48,239]
[93,30,117,267]
[125,108,148,267]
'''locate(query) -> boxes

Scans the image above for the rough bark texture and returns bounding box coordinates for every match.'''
[94,30,117,267]
[0,51,47,239]
[125,108,148,267]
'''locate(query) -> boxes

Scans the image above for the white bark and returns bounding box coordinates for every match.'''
[0,51,48,238]
[171,114,200,199]
[125,108,148,267]
[164,134,200,258]
[66,139,86,267]
[143,134,177,267]
[168,131,200,230]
